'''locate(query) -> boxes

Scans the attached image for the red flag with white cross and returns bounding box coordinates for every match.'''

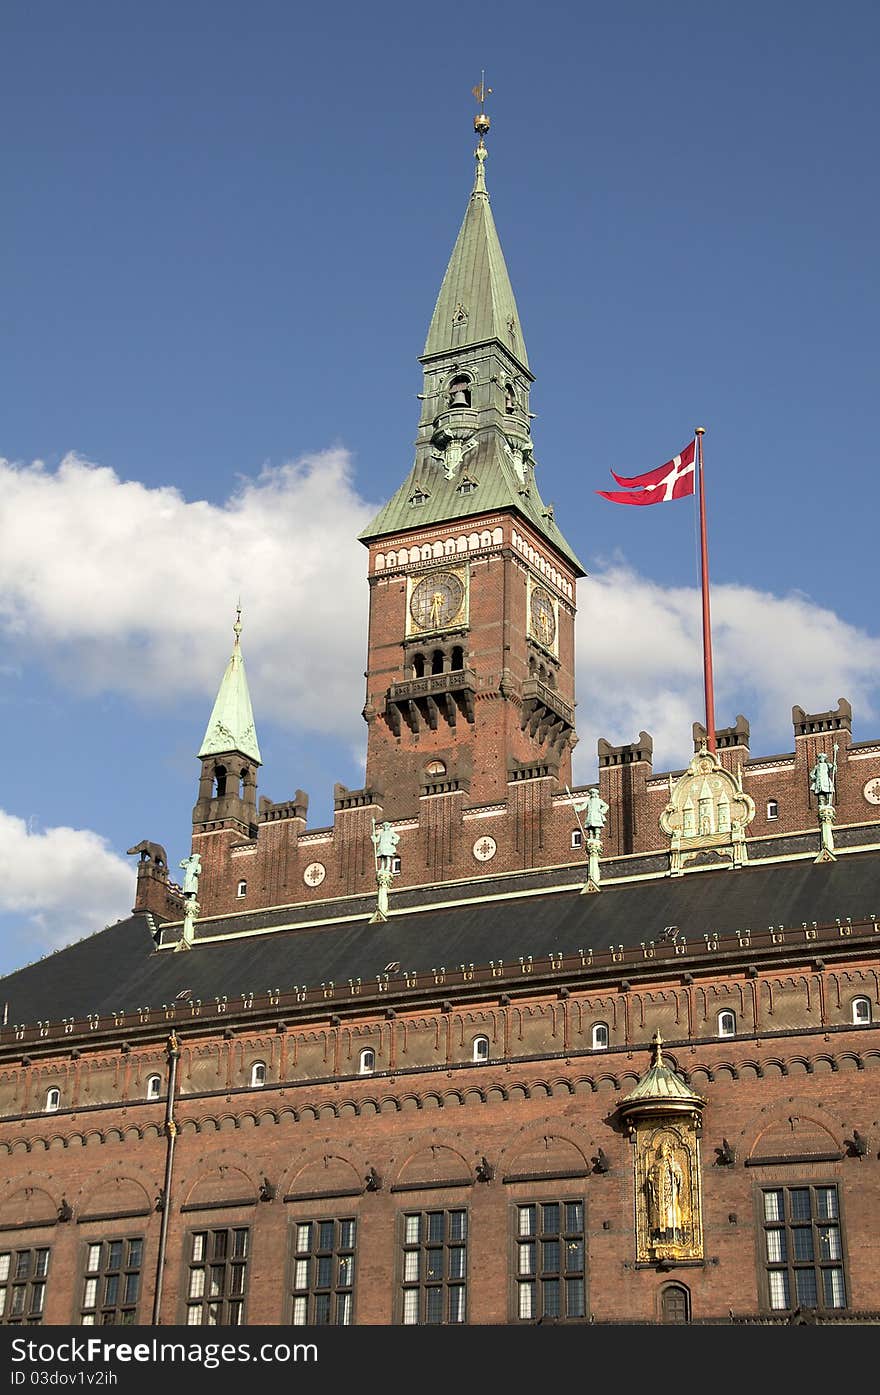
[596,439,696,505]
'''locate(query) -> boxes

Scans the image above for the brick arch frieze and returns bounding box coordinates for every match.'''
[175,1147,262,1204]
[279,1144,367,1201]
[734,1093,847,1161]
[70,1163,156,1216]
[496,1117,594,1176]
[387,1129,475,1189]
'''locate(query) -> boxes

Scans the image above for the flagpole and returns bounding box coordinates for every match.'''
[695,426,716,752]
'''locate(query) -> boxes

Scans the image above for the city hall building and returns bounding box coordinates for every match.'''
[1,111,879,1329]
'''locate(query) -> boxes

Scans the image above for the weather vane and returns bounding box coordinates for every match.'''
[473,72,492,145]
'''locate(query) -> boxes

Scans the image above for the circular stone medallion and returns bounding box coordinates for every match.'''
[863,776,880,805]
[472,835,497,862]
[303,862,327,887]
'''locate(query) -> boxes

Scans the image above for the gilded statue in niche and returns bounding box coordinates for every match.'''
[633,1124,703,1263]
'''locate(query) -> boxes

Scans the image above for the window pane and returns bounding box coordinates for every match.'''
[211,1231,227,1261]
[296,1224,311,1253]
[402,1290,419,1324]
[124,1273,140,1305]
[425,1287,444,1325]
[816,1188,838,1221]
[518,1283,535,1319]
[336,1292,352,1325]
[565,1202,583,1233]
[292,1297,307,1325]
[449,1211,467,1242]
[127,1240,143,1270]
[518,1206,536,1238]
[823,1268,846,1308]
[789,1189,811,1221]
[542,1278,560,1318]
[188,1269,205,1299]
[83,1278,98,1308]
[542,1240,560,1273]
[404,1215,421,1244]
[191,1235,205,1263]
[791,1228,814,1262]
[340,1221,356,1249]
[763,1191,784,1222]
[0,1255,9,1282]
[104,1275,119,1306]
[425,1249,443,1281]
[31,1284,46,1316]
[318,1221,334,1252]
[229,1265,245,1297]
[232,1230,248,1260]
[316,1256,332,1289]
[768,1271,790,1310]
[766,1230,786,1264]
[81,1314,94,1326]
[448,1247,466,1281]
[338,1256,353,1287]
[518,1242,535,1276]
[795,1270,818,1307]
[186,1306,202,1325]
[427,1213,444,1244]
[86,1245,101,1274]
[542,1204,560,1235]
[208,1266,223,1298]
[227,1301,243,1326]
[294,1259,309,1289]
[818,1225,841,1261]
[565,1238,584,1273]
[448,1286,465,1324]
[566,1277,585,1318]
[404,1251,419,1283]
[107,1242,123,1272]
[314,1293,331,1325]
[14,1254,30,1280]
[34,1250,50,1280]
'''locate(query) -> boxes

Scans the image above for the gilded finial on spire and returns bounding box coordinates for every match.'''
[472,73,492,192]
[652,1029,664,1065]
[233,601,242,647]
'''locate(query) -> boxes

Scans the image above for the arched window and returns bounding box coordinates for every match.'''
[425,760,446,778]
[451,646,464,671]
[213,765,227,798]
[45,1088,61,1113]
[412,653,426,679]
[472,1036,490,1063]
[236,879,247,898]
[767,799,779,820]
[852,997,872,1025]
[660,1283,690,1324]
[504,382,517,413]
[431,650,444,675]
[146,1074,162,1101]
[718,1010,736,1038]
[358,1048,375,1076]
[239,767,249,799]
[448,375,471,408]
[250,1061,266,1088]
[592,1023,609,1051]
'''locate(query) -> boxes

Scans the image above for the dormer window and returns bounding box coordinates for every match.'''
[410,489,429,507]
[456,479,477,495]
[448,375,471,408]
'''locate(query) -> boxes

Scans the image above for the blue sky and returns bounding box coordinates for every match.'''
[1,1,878,976]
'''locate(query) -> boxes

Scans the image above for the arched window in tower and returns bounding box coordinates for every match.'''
[213,765,227,798]
[504,382,517,413]
[472,1036,490,1063]
[250,1061,266,1088]
[717,1010,736,1038]
[451,646,464,671]
[592,1023,609,1051]
[660,1283,690,1324]
[358,1048,376,1076]
[146,1074,162,1101]
[424,760,447,778]
[412,653,426,679]
[239,767,249,799]
[852,997,872,1025]
[448,375,471,408]
[431,650,444,676]
[44,1088,61,1113]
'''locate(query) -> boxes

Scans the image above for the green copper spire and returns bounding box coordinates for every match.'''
[198,608,261,765]
[360,97,584,576]
[422,129,529,370]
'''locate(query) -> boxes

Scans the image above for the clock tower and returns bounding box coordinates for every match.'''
[359,109,585,820]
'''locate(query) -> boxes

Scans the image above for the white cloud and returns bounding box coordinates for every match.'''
[0,810,135,962]
[574,563,880,781]
[0,450,377,751]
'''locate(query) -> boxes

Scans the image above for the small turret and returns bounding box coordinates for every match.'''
[192,609,261,835]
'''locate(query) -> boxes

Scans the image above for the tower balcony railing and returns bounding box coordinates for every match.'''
[521,677,574,727]
[384,668,477,736]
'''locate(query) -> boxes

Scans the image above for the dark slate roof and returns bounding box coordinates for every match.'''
[1,849,878,1024]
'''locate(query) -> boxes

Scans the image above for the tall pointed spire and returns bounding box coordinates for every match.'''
[198,607,261,765]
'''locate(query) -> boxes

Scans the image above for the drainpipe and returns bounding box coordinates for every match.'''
[151,1031,180,1324]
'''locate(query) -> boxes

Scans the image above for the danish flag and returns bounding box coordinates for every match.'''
[596,439,696,505]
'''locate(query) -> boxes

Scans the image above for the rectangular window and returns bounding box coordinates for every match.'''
[185,1229,250,1326]
[514,1201,586,1322]
[761,1186,846,1313]
[80,1237,143,1326]
[0,1248,51,1325]
[290,1218,356,1326]
[400,1210,467,1325]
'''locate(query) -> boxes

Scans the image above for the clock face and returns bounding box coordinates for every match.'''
[409,571,466,632]
[529,584,556,648]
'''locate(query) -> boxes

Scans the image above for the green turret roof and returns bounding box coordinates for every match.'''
[620,1032,705,1109]
[198,611,261,765]
[422,149,529,370]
